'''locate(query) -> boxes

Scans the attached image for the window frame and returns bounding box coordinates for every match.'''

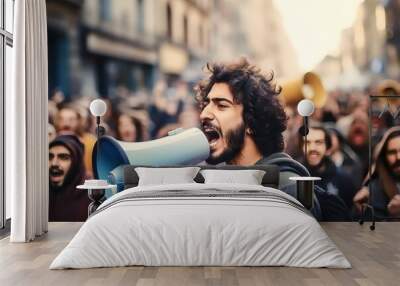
[99,0,111,22]
[1,0,14,231]
[136,0,145,34]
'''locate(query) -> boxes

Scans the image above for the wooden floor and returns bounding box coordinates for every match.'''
[0,222,399,286]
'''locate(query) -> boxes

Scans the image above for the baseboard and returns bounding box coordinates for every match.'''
[0,218,11,239]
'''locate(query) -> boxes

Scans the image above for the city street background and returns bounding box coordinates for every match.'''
[44,0,400,221]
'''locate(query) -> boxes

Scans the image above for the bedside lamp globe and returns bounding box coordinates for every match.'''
[297,99,314,117]
[90,99,107,117]
[90,99,107,139]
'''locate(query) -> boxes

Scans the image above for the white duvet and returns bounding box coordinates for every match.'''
[50,183,351,269]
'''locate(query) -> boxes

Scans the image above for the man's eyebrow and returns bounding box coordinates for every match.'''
[210,97,233,104]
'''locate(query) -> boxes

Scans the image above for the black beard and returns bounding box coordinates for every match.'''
[387,159,400,181]
[305,156,326,174]
[390,160,400,169]
[206,123,246,165]
[49,180,63,189]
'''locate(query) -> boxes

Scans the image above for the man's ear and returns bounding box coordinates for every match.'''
[246,128,253,135]
[326,147,333,156]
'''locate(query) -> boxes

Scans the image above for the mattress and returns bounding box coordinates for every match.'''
[50,183,351,269]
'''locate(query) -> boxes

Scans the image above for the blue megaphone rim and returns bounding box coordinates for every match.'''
[92,136,130,180]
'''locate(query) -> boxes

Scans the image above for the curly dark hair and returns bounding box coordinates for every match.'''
[195,58,287,157]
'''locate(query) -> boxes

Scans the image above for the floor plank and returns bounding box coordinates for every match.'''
[0,222,399,286]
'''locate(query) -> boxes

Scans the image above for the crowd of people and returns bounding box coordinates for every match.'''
[48,59,400,222]
[48,80,200,221]
[284,85,400,220]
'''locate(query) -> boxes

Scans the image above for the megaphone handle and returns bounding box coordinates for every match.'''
[305,117,309,134]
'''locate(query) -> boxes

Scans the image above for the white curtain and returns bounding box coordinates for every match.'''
[7,0,48,242]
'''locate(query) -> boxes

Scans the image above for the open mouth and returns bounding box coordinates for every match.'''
[202,125,221,148]
[50,169,64,177]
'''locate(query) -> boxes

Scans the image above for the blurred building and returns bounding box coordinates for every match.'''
[240,0,300,78]
[316,0,391,90]
[338,0,400,80]
[208,0,245,62]
[211,0,300,77]
[352,0,386,75]
[157,0,211,84]
[384,0,400,79]
[209,0,299,78]
[47,0,84,98]
[47,0,301,99]
[47,0,211,99]
[81,0,158,98]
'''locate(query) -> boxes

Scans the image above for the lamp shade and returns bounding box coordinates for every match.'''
[90,99,107,117]
[297,99,315,117]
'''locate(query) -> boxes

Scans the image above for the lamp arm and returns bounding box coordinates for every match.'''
[304,116,308,165]
[96,116,100,139]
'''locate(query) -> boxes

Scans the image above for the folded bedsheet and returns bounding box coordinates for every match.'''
[50,183,351,269]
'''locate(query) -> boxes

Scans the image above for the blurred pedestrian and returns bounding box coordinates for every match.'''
[55,104,96,178]
[325,124,364,189]
[149,80,185,137]
[346,110,369,179]
[116,112,147,142]
[48,123,56,142]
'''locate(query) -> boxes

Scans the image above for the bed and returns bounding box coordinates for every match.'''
[49,165,351,269]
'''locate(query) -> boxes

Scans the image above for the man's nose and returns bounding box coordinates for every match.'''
[307,142,316,150]
[199,105,214,121]
[49,157,59,166]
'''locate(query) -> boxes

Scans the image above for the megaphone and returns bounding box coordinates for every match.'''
[375,79,400,106]
[92,127,210,193]
[279,72,327,108]
[376,79,400,96]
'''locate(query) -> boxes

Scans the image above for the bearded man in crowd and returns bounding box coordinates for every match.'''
[300,125,357,216]
[354,126,400,218]
[49,134,89,221]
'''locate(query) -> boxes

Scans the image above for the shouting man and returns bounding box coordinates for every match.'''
[196,59,287,167]
[49,135,89,221]
[195,58,354,220]
[196,60,305,198]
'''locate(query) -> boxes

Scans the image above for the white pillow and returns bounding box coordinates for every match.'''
[200,169,266,185]
[135,167,201,186]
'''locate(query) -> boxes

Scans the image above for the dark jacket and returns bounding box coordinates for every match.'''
[257,152,350,221]
[368,177,398,218]
[306,157,358,211]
